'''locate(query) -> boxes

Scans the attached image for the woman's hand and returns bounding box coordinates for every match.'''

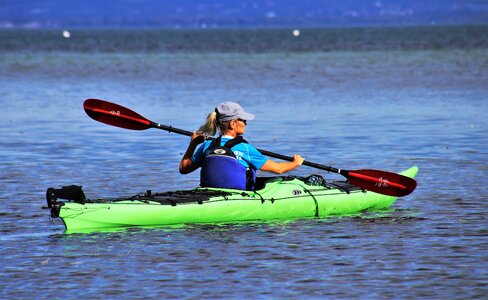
[292,154,305,166]
[190,131,206,145]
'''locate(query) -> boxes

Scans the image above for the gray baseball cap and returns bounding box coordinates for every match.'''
[215,102,255,122]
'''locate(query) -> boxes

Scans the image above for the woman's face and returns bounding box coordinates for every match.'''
[229,118,246,135]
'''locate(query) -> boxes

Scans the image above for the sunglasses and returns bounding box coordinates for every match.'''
[237,118,247,125]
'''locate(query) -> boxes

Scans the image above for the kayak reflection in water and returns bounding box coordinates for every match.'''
[179,102,304,190]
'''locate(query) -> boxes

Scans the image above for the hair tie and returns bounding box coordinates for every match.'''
[214,108,220,122]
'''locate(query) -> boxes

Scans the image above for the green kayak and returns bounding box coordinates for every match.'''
[45,166,418,232]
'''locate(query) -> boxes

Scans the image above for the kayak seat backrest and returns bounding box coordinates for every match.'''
[200,136,257,190]
[200,154,248,190]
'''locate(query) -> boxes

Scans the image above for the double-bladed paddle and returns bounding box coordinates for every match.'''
[83,98,417,197]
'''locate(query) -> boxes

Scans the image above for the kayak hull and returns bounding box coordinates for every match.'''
[48,166,418,231]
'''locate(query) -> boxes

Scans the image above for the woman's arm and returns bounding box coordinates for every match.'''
[179,132,205,174]
[259,154,304,174]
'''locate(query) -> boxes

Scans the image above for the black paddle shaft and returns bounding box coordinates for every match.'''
[150,121,340,174]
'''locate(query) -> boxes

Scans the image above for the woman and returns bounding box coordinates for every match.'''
[180,101,304,190]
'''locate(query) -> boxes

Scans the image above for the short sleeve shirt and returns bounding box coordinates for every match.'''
[192,136,268,170]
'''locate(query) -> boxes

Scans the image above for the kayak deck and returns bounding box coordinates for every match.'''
[45,166,418,231]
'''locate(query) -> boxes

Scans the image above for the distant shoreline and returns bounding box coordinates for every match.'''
[2,22,488,31]
[1,25,487,53]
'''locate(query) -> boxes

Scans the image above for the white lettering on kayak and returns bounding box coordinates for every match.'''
[110,110,120,116]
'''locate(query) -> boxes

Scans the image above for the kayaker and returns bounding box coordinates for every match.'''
[179,102,304,190]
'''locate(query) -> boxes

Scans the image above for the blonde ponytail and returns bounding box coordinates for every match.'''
[197,111,218,136]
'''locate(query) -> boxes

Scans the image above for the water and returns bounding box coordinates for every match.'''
[1,27,487,298]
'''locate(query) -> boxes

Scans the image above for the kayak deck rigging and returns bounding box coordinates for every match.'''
[48,174,361,206]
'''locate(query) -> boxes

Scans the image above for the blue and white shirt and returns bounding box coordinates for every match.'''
[192,135,268,170]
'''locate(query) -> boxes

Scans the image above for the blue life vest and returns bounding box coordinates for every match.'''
[200,136,257,190]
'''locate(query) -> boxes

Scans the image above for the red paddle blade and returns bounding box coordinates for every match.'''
[346,169,417,197]
[83,99,151,130]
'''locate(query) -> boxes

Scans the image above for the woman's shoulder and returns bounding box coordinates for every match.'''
[238,140,260,152]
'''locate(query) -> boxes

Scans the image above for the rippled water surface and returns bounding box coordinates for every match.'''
[1,28,487,298]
